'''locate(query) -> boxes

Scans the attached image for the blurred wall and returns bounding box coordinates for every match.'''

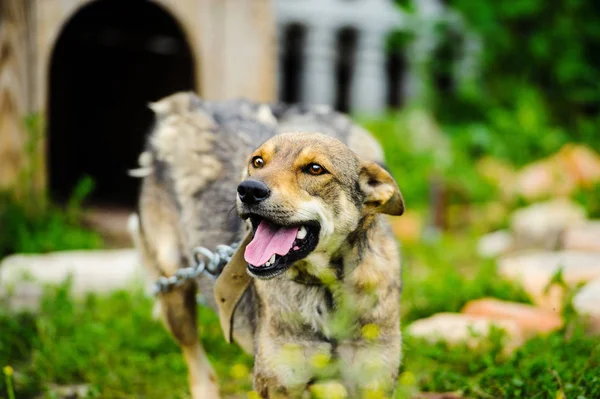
[0,0,34,192]
[0,0,276,205]
[275,0,402,114]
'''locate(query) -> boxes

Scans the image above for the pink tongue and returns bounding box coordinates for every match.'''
[245,221,299,267]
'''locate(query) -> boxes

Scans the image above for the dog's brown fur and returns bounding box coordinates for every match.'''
[130,92,403,398]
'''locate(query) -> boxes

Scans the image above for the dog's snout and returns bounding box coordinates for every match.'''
[237,180,270,204]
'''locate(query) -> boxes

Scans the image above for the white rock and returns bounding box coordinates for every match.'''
[477,230,513,258]
[407,313,524,353]
[510,199,586,250]
[499,250,600,311]
[0,248,144,311]
[572,278,600,334]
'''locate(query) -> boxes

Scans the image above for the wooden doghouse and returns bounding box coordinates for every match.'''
[0,0,276,205]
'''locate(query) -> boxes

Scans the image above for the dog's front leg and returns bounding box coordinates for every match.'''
[336,336,401,397]
[253,338,332,399]
[253,373,300,399]
[159,281,221,399]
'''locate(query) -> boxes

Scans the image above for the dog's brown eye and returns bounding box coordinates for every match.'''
[307,163,325,175]
[252,157,264,168]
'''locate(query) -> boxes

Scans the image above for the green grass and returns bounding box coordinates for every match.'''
[1,232,598,399]
[0,280,253,399]
[0,177,104,259]
[401,328,600,398]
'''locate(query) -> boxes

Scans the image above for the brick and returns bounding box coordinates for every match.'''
[407,313,524,353]
[461,298,563,337]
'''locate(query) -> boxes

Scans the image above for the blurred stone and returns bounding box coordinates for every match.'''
[510,199,586,250]
[562,221,600,252]
[556,144,600,187]
[461,298,563,337]
[498,251,600,312]
[389,211,423,244]
[514,144,600,201]
[0,248,143,311]
[572,278,600,334]
[477,230,513,258]
[515,160,557,201]
[407,313,524,353]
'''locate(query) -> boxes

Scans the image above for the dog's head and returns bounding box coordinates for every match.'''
[236,132,403,279]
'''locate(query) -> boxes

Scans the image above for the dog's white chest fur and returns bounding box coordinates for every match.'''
[264,280,333,337]
[295,285,333,336]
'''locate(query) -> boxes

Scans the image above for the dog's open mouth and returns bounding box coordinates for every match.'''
[244,215,320,279]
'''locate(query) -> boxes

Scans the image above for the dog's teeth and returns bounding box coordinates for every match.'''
[265,261,271,266]
[269,254,276,264]
[297,226,307,240]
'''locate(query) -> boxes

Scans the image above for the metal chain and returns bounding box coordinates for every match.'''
[152,240,241,295]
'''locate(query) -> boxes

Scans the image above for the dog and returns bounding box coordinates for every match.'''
[129,92,404,398]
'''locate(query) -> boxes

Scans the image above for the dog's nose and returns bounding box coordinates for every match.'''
[237,180,270,204]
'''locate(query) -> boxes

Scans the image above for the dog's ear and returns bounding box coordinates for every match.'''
[359,161,404,216]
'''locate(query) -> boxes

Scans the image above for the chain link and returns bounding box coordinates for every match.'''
[151,240,241,295]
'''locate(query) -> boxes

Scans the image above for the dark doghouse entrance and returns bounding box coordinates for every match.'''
[49,0,196,207]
